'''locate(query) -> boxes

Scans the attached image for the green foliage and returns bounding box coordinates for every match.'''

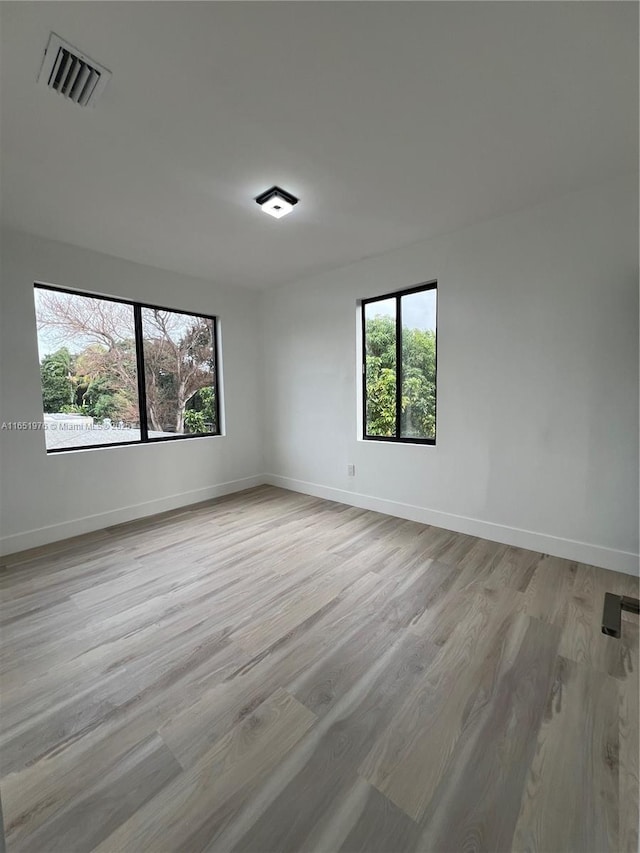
[365,365,397,435]
[184,385,216,434]
[364,316,397,436]
[365,315,436,439]
[81,377,126,421]
[40,348,74,413]
[401,327,436,439]
[40,344,138,424]
[183,409,206,433]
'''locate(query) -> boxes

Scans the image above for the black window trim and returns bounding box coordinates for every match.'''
[361,280,438,446]
[34,282,221,453]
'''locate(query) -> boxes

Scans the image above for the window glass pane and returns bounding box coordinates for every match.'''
[34,288,141,450]
[400,288,437,440]
[141,308,217,436]
[364,298,397,437]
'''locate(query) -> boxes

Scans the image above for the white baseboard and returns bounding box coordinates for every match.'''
[3,471,638,577]
[265,474,640,577]
[0,475,265,557]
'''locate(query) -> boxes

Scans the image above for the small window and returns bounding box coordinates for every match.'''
[362,282,437,444]
[34,284,220,452]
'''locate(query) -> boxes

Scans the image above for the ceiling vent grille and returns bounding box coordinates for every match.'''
[37,33,111,107]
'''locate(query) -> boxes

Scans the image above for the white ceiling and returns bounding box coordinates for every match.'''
[1,2,637,290]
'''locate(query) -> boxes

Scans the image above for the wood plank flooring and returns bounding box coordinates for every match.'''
[0,485,638,853]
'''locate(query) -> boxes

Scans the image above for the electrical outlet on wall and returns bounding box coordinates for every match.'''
[347,464,356,477]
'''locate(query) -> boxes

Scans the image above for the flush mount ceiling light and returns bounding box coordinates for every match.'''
[255,186,299,219]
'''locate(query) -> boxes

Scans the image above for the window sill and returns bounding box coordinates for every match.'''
[45,432,223,454]
[360,436,436,447]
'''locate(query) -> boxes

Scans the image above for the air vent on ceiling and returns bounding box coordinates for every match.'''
[37,33,111,107]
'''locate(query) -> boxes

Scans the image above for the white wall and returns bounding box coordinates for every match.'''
[262,176,639,575]
[2,177,638,573]
[0,229,264,554]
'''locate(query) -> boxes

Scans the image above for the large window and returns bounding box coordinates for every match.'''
[33,284,220,452]
[362,282,437,444]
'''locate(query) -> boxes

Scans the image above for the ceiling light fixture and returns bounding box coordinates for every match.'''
[255,186,299,219]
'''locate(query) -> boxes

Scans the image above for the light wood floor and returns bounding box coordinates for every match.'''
[0,485,638,853]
